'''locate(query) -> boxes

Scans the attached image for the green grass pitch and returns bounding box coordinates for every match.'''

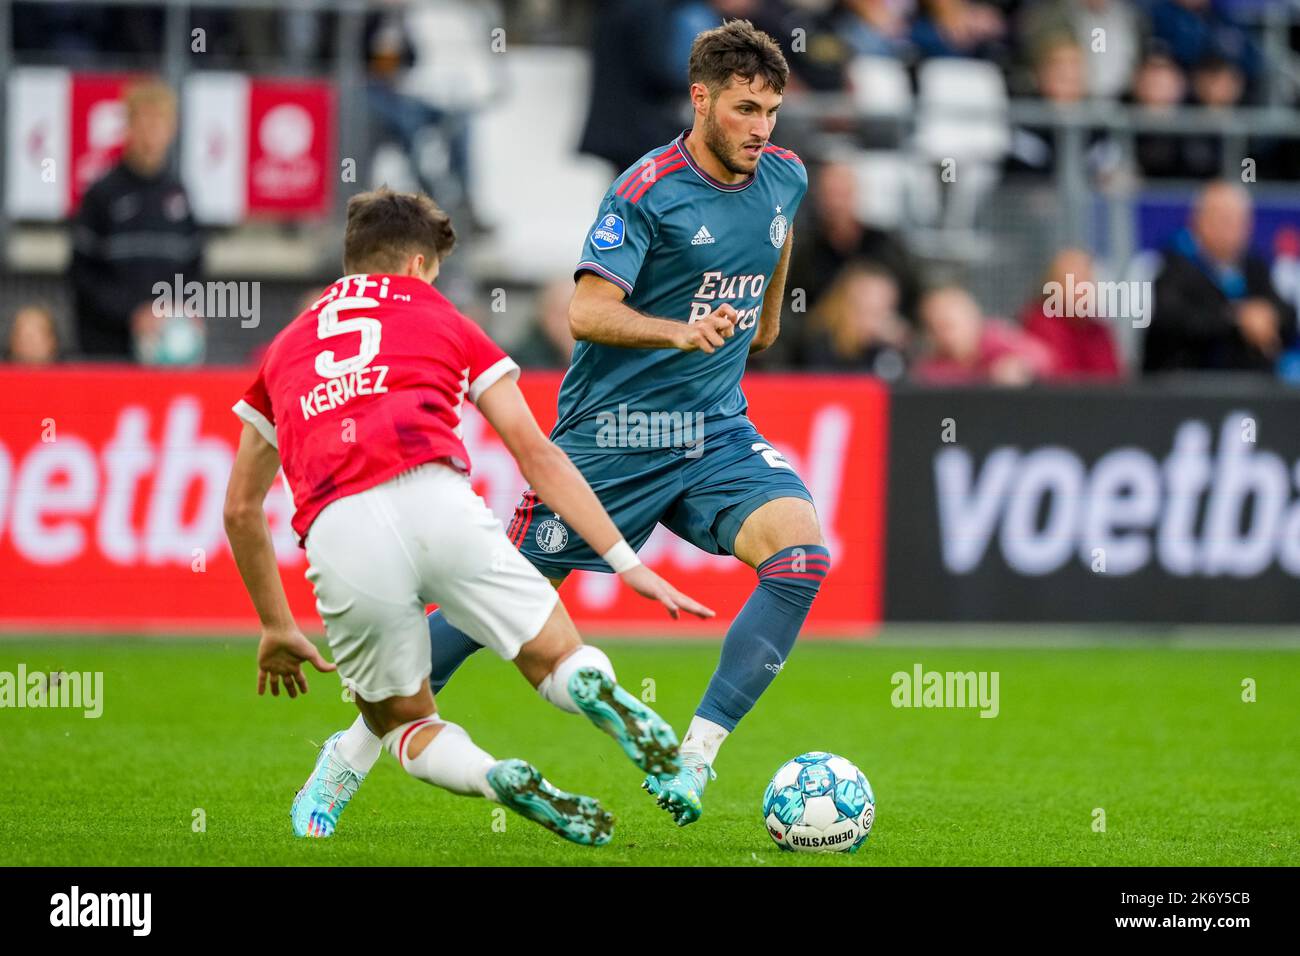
[1,634,1296,866]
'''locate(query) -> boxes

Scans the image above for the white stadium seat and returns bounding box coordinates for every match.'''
[914,58,1010,162]
[846,56,913,117]
[467,47,615,284]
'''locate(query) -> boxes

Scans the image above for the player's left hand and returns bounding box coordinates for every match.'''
[618,564,716,620]
[256,626,337,698]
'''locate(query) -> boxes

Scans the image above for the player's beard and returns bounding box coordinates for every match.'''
[702,105,758,177]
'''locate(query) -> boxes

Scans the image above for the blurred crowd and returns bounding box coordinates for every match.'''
[586,0,1291,174]
[3,0,1299,388]
[767,165,1296,384]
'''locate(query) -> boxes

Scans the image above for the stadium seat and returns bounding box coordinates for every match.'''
[914,58,1010,163]
[849,150,910,230]
[402,0,500,111]
[846,56,913,118]
[910,58,1011,250]
[467,47,615,284]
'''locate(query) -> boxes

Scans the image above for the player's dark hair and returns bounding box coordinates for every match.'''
[688,19,789,98]
[343,187,457,274]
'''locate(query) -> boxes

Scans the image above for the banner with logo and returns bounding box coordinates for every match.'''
[5,69,332,222]
[0,368,885,634]
[184,74,333,222]
[6,70,129,218]
[885,384,1300,623]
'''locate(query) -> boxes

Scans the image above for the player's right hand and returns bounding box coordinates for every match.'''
[618,564,716,620]
[676,305,737,354]
[257,626,337,698]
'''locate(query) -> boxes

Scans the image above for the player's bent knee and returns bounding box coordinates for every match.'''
[736,497,824,566]
[357,684,437,739]
[757,544,832,609]
[515,600,582,687]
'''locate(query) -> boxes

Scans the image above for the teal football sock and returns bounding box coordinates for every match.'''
[696,545,831,732]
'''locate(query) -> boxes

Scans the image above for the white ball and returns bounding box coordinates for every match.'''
[762,751,875,854]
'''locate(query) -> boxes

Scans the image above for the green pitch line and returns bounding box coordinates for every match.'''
[0,636,1295,866]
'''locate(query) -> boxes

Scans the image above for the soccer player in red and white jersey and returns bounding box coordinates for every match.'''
[223,189,713,845]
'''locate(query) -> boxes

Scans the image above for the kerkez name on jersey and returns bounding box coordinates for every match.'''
[297,274,405,420]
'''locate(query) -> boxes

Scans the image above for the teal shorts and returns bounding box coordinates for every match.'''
[505,417,814,579]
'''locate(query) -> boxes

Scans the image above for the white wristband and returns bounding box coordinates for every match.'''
[602,539,641,574]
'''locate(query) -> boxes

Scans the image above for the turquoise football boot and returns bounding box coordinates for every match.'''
[643,752,716,827]
[486,758,614,846]
[291,731,366,838]
[567,666,680,778]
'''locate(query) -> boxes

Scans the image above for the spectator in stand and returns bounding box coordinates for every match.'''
[70,79,201,361]
[787,161,921,327]
[1125,42,1213,180]
[912,285,1053,385]
[1192,52,1245,109]
[801,262,911,379]
[4,304,61,365]
[673,0,851,94]
[911,0,1009,64]
[1143,180,1294,374]
[1007,36,1119,179]
[578,0,682,172]
[1155,53,1248,178]
[364,8,475,215]
[1034,35,1088,104]
[1149,0,1260,91]
[1018,248,1123,381]
[511,276,578,369]
[1016,0,1145,100]
[834,0,915,60]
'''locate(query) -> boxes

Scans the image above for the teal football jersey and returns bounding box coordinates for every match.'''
[554,129,807,453]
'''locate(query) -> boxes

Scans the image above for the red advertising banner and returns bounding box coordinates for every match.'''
[69,73,131,210]
[5,69,333,221]
[245,79,333,217]
[0,368,885,634]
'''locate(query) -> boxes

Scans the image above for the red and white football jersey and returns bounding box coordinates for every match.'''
[233,273,519,543]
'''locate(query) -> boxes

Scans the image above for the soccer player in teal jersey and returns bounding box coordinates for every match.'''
[295,19,830,833]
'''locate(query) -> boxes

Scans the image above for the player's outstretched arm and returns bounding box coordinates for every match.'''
[476,376,714,620]
[752,226,794,354]
[570,272,738,354]
[223,422,336,697]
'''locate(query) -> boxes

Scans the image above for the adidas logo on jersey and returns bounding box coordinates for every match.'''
[690,225,716,245]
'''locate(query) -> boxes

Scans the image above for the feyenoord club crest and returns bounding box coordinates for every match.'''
[769,205,788,248]
[535,518,569,553]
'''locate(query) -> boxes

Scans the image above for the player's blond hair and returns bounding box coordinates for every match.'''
[123,79,177,119]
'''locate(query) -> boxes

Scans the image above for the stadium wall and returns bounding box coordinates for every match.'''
[0,367,885,634]
[6,368,1300,633]
[886,383,1300,624]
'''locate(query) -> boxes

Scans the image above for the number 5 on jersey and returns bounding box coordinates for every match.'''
[316,296,382,378]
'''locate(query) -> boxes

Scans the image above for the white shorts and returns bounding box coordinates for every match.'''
[303,462,560,702]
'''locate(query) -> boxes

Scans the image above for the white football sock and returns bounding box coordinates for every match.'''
[335,714,382,773]
[536,645,615,715]
[381,718,497,800]
[680,716,729,766]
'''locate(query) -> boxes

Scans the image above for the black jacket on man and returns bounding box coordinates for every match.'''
[577,0,683,172]
[71,161,201,358]
[1143,245,1294,374]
